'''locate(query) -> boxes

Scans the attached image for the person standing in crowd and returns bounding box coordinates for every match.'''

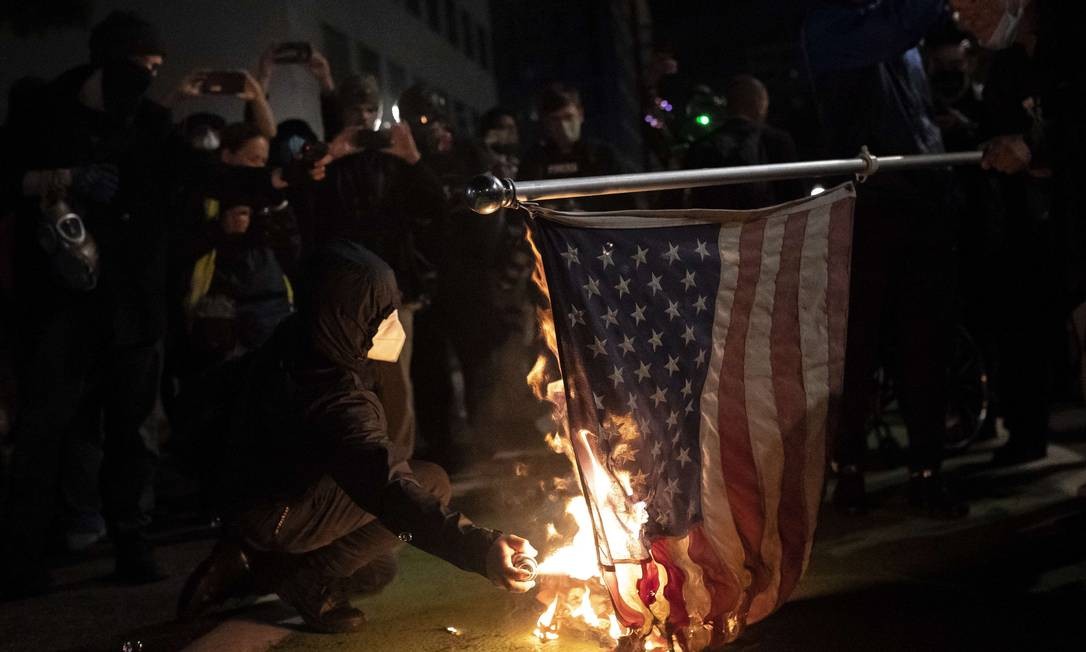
[804,0,968,517]
[181,123,300,374]
[0,10,175,597]
[291,84,445,461]
[177,241,537,632]
[520,83,631,211]
[952,0,1085,465]
[684,74,805,209]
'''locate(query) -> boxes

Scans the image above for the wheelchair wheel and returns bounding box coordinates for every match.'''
[943,324,990,451]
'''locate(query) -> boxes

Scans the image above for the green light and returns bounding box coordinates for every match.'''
[696,114,711,126]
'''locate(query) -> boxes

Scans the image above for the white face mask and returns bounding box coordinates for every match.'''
[366,309,406,362]
[983,0,1025,50]
[560,118,582,144]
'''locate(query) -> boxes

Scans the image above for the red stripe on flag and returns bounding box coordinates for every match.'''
[650,539,691,627]
[687,525,741,629]
[769,211,812,607]
[715,217,769,616]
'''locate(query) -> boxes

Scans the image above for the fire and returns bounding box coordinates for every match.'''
[524,226,678,650]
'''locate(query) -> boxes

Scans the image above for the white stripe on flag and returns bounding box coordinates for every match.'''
[797,202,832,571]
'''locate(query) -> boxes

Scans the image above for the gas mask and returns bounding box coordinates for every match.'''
[366,309,406,362]
[982,0,1025,50]
[37,200,99,291]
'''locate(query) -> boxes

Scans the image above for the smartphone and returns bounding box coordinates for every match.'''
[273,42,313,64]
[352,128,392,150]
[200,71,247,95]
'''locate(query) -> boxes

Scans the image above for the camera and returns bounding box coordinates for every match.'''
[351,128,393,151]
[272,42,313,64]
[200,71,247,96]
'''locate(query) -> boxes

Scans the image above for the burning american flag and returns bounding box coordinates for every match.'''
[528,184,855,649]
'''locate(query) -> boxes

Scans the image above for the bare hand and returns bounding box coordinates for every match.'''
[307,51,334,92]
[981,134,1032,174]
[382,123,422,165]
[257,45,277,92]
[308,153,333,182]
[328,127,361,160]
[175,70,209,100]
[486,534,537,593]
[237,70,265,102]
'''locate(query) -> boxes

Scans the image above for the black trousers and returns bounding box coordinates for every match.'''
[237,460,451,579]
[835,189,955,472]
[3,305,161,558]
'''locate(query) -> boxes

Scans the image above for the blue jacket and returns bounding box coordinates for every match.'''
[804,0,946,161]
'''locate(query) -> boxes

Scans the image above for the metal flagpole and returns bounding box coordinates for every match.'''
[464,148,983,214]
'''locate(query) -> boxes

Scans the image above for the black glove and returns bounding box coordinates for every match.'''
[71,163,120,205]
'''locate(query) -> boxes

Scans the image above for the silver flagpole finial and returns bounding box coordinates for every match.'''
[465,173,517,215]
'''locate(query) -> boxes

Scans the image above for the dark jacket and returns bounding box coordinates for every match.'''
[804,0,946,196]
[215,241,498,576]
[293,150,445,302]
[7,64,174,344]
[520,138,631,211]
[686,116,805,209]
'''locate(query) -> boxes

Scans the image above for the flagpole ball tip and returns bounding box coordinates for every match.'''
[466,173,515,215]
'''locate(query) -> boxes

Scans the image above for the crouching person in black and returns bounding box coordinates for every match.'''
[178,240,536,633]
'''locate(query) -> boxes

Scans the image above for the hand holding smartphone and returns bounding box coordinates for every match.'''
[199,71,248,96]
[272,42,313,64]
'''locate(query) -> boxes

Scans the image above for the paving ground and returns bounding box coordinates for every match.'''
[2,416,1085,652]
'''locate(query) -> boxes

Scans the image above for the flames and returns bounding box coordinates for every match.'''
[523,227,672,650]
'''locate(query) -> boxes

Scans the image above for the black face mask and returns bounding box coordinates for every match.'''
[101,59,153,118]
[930,69,969,104]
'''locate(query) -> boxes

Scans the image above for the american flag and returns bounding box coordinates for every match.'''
[532,184,855,645]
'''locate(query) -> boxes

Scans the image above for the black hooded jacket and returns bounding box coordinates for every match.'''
[215,240,498,576]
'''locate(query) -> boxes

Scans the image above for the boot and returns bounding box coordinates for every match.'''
[177,540,255,620]
[831,465,868,515]
[277,562,365,634]
[907,469,969,519]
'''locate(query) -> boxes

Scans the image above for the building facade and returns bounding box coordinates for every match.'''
[0,0,498,137]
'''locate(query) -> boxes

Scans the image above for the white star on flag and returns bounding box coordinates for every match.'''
[601,307,619,328]
[597,247,615,269]
[664,355,680,376]
[630,245,648,269]
[560,244,579,268]
[647,273,663,296]
[588,337,608,358]
[681,325,696,345]
[609,366,624,388]
[693,295,708,315]
[568,306,585,327]
[618,334,636,356]
[583,276,601,299]
[650,386,667,407]
[630,304,647,325]
[635,361,652,382]
[693,239,710,260]
[665,300,681,321]
[662,242,681,265]
[615,276,630,298]
[648,330,663,351]
[681,270,697,291]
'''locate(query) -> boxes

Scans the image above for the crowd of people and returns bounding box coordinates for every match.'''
[0,0,1081,635]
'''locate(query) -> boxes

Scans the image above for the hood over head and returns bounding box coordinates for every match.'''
[295,240,400,373]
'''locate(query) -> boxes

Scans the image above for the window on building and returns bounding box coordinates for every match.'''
[321,23,353,83]
[460,10,474,59]
[425,0,441,32]
[357,42,381,81]
[405,0,422,17]
[444,0,458,46]
[477,25,489,69]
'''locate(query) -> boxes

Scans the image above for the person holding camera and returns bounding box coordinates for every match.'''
[167,67,277,141]
[181,123,301,375]
[0,10,177,597]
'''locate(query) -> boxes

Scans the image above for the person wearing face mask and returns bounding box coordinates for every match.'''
[951,0,1084,466]
[0,10,176,597]
[520,83,631,211]
[180,123,300,377]
[176,240,538,632]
